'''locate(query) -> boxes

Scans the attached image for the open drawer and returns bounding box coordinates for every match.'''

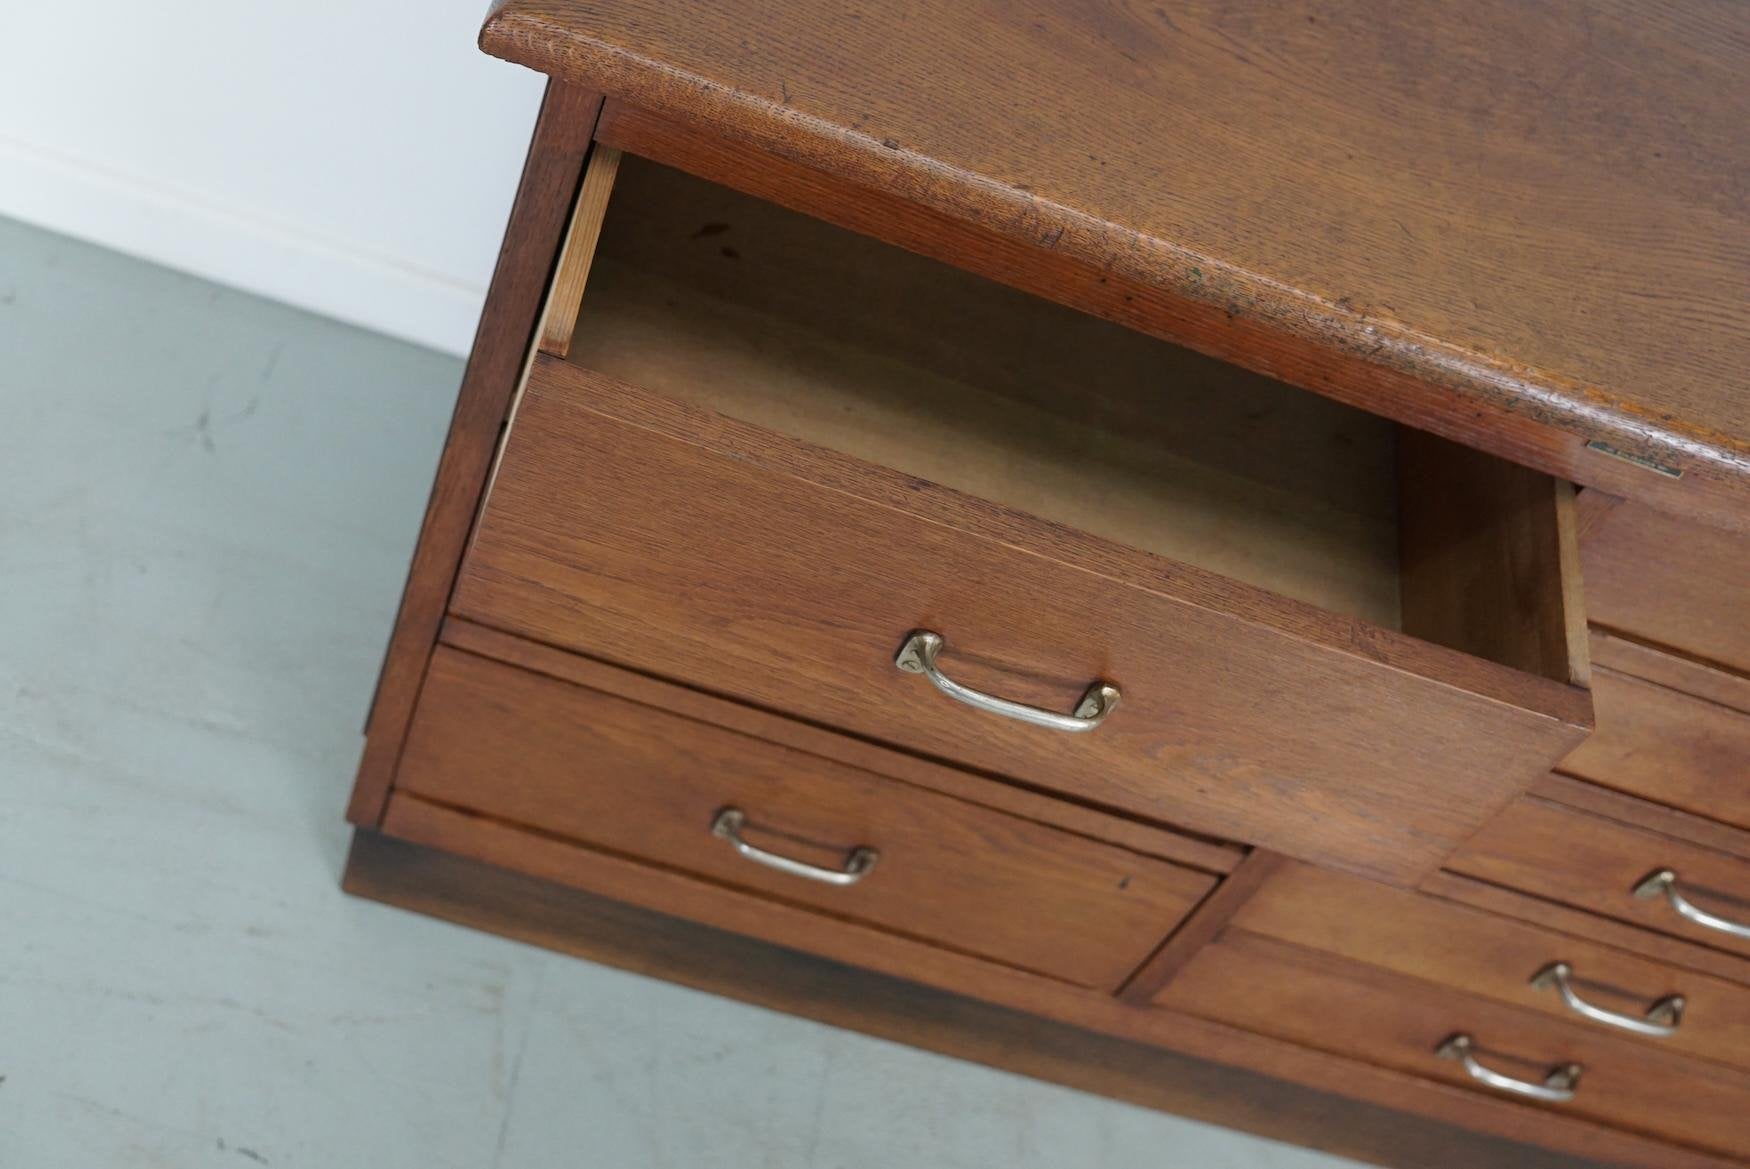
[449,146,1593,884]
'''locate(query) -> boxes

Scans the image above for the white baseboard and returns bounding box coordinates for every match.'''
[0,133,485,356]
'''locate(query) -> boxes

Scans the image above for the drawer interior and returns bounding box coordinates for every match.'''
[550,151,1584,685]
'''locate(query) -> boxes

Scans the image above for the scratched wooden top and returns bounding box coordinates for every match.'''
[482,1,1749,523]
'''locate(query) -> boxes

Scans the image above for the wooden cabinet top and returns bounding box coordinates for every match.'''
[482,1,1748,526]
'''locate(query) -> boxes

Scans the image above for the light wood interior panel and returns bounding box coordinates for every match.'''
[556,152,1587,686]
[566,153,1405,628]
[1398,429,1588,686]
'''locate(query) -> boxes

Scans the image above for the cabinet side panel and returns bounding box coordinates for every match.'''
[349,81,605,825]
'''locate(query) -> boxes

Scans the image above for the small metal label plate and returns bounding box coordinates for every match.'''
[1584,440,1682,479]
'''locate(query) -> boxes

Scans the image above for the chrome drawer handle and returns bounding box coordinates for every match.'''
[1634,869,1750,940]
[894,630,1120,733]
[710,807,878,887]
[1530,962,1684,1037]
[1435,1034,1581,1103]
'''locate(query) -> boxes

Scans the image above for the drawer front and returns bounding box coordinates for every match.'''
[450,359,1589,884]
[1561,667,1750,832]
[1448,798,1750,960]
[1590,628,1750,716]
[1229,862,1750,1072]
[1580,493,1750,677]
[1160,932,1750,1156]
[396,646,1216,990]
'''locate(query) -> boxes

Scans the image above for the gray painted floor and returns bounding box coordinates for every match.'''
[0,217,1369,1168]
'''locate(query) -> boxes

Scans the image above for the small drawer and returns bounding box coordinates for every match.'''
[393,646,1218,991]
[1561,666,1750,832]
[1579,491,1750,677]
[1447,796,1750,960]
[452,153,1592,884]
[1157,931,1750,1157]
[1228,861,1750,1072]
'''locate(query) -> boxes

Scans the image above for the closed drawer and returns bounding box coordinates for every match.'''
[395,645,1218,991]
[1229,861,1750,1073]
[1580,491,1750,677]
[1562,666,1750,831]
[1157,931,1750,1157]
[1448,797,1750,960]
[1590,627,1750,716]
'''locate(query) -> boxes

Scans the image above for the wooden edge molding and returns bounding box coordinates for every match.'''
[344,825,1736,1169]
[349,81,606,828]
[1118,849,1288,1003]
[583,100,1749,532]
[538,144,623,357]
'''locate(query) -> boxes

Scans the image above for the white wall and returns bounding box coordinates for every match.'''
[0,1,546,355]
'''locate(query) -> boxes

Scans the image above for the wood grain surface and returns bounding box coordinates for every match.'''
[351,829,1750,1169]
[452,358,1592,884]
[572,152,1407,627]
[1120,848,1287,1003]
[396,646,1216,990]
[537,144,621,357]
[1448,797,1750,961]
[348,81,603,826]
[1589,629,1750,717]
[337,14,1750,1162]
[1561,667,1750,832]
[1580,493,1750,675]
[348,829,1740,1169]
[1161,931,1750,1158]
[1397,428,1587,686]
[482,1,1750,525]
[439,616,1242,872]
[1533,774,1750,866]
[1237,861,1750,1074]
[1424,870,1750,991]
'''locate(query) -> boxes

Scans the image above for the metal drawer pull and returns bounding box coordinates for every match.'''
[894,630,1120,733]
[1634,868,1750,940]
[1435,1034,1581,1103]
[710,807,878,887]
[1530,962,1684,1037]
